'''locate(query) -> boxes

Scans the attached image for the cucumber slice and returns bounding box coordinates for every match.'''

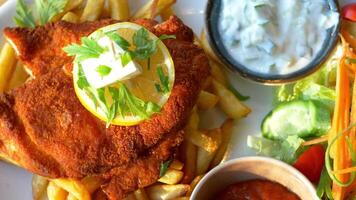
[261,100,331,140]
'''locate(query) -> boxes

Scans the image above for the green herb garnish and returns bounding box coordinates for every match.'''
[14,0,36,28]
[346,57,356,65]
[106,31,131,50]
[63,28,173,127]
[316,167,333,200]
[103,84,160,127]
[159,159,173,177]
[121,52,133,67]
[77,64,98,107]
[159,34,176,40]
[155,66,169,94]
[14,0,68,28]
[96,65,112,77]
[325,123,356,187]
[132,28,158,60]
[228,84,250,101]
[35,0,68,25]
[63,37,107,62]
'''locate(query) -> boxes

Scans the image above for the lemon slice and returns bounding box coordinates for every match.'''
[72,22,175,126]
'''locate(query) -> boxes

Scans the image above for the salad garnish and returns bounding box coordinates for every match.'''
[64,23,175,127]
[14,0,68,28]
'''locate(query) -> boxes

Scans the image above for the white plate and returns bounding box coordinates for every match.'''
[0,0,354,199]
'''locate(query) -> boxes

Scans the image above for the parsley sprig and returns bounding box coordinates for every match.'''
[106,28,176,70]
[63,37,107,62]
[159,159,173,177]
[14,0,68,28]
[155,66,170,94]
[63,28,175,127]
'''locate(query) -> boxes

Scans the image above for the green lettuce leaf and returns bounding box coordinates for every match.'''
[275,44,341,106]
[247,135,304,164]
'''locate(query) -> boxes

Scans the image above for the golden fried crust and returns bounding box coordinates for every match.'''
[3,16,194,78]
[4,19,117,77]
[0,16,210,200]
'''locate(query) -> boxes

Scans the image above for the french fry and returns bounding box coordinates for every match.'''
[132,0,176,19]
[7,62,29,91]
[32,175,49,200]
[200,30,223,64]
[101,3,111,19]
[197,90,219,110]
[64,0,84,12]
[0,42,17,92]
[212,79,251,119]
[134,189,149,200]
[186,175,203,196]
[62,12,79,23]
[51,0,83,22]
[169,160,184,170]
[185,107,199,131]
[181,141,197,184]
[211,119,234,167]
[210,61,228,86]
[52,179,90,200]
[187,130,218,153]
[80,0,105,22]
[160,7,174,21]
[171,197,190,200]
[109,0,130,20]
[196,129,222,175]
[146,184,190,200]
[67,194,78,200]
[158,169,184,185]
[47,181,68,200]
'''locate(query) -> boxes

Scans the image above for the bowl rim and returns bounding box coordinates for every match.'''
[204,0,341,85]
[190,156,318,200]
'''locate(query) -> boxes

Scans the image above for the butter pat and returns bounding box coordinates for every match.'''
[81,36,142,89]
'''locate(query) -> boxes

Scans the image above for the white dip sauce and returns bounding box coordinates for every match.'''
[219,0,339,75]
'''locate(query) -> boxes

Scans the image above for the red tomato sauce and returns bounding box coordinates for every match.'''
[216,179,301,200]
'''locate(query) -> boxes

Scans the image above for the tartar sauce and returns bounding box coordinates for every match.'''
[219,0,339,75]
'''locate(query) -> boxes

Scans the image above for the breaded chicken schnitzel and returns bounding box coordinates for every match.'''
[0,16,210,200]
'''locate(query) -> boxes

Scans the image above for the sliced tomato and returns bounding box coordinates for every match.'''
[342,3,356,22]
[293,145,325,183]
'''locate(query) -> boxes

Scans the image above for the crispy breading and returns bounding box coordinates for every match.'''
[3,16,194,77]
[0,16,210,200]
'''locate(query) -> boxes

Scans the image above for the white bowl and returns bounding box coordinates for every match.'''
[191,156,319,200]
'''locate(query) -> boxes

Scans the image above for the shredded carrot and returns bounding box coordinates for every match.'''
[334,166,356,175]
[302,135,329,146]
[330,36,352,200]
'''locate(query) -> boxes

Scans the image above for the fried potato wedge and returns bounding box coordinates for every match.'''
[134,189,149,200]
[197,90,219,110]
[7,62,29,90]
[211,119,234,167]
[212,80,251,119]
[196,129,222,175]
[47,182,68,200]
[52,179,90,200]
[32,175,49,200]
[109,0,130,20]
[158,169,184,185]
[146,184,190,200]
[62,12,79,23]
[132,0,176,19]
[169,160,184,171]
[0,43,16,92]
[80,0,105,22]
